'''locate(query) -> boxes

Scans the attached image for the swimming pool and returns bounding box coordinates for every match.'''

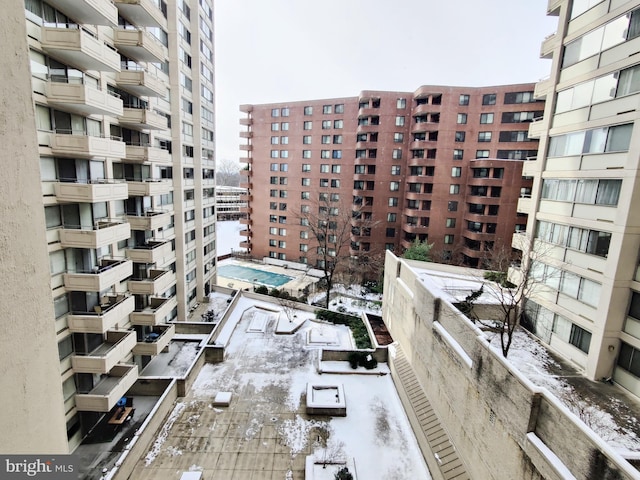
[217,264,293,288]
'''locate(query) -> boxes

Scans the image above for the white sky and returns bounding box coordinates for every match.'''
[214,0,558,162]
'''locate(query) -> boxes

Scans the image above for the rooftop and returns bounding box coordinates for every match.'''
[129,294,431,479]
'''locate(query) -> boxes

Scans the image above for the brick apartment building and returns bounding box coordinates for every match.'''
[239,84,543,271]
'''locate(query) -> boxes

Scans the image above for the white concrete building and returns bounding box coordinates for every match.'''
[0,0,215,453]
[516,0,640,397]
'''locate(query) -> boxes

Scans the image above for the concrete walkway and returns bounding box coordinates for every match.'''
[390,345,470,480]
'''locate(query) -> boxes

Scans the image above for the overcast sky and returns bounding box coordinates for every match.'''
[214,0,558,163]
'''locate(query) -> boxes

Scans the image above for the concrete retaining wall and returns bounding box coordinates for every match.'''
[383,252,637,480]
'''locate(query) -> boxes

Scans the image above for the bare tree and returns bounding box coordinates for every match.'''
[295,197,379,309]
[216,158,241,186]
[475,236,560,357]
[277,295,299,323]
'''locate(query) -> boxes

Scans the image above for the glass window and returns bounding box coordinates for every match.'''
[478,132,492,142]
[482,94,496,105]
[455,132,465,142]
[457,113,467,124]
[459,94,470,106]
[395,116,405,126]
[304,106,313,115]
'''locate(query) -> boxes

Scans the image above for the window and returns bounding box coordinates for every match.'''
[303,121,312,130]
[548,124,633,156]
[541,178,622,205]
[482,94,497,105]
[386,228,396,238]
[331,179,340,188]
[281,122,289,131]
[480,113,494,124]
[478,132,492,142]
[449,184,460,194]
[448,201,458,212]
[504,91,535,104]
[301,178,311,186]
[476,150,490,158]
[455,132,465,142]
[390,181,400,191]
[301,164,311,172]
[502,111,541,123]
[321,135,330,144]
[457,113,467,124]
[397,98,406,108]
[459,94,470,106]
[335,104,344,113]
[388,197,398,207]
[270,150,279,158]
[391,165,401,175]
[271,108,279,117]
[302,136,311,145]
[304,106,313,115]
[271,123,279,131]
[453,149,464,160]
[270,163,278,171]
[334,120,343,128]
[332,150,342,159]
[499,131,530,142]
[446,218,456,228]
[280,136,288,144]
[387,213,397,222]
[618,342,640,377]
[322,120,332,129]
[451,167,461,177]
[333,135,342,144]
[569,324,592,353]
[331,165,341,173]
[270,136,279,145]
[444,234,455,244]
[395,116,405,126]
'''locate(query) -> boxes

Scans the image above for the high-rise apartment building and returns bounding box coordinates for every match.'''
[0,0,215,453]
[239,85,542,270]
[517,0,640,398]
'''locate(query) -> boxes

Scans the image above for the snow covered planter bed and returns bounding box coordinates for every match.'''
[306,383,346,416]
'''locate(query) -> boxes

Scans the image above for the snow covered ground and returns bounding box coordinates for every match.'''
[487,329,640,453]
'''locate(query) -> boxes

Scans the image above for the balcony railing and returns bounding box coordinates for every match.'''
[129,296,178,326]
[67,294,136,334]
[116,69,165,97]
[125,178,172,196]
[114,0,167,28]
[132,324,175,356]
[126,210,172,231]
[125,143,171,164]
[128,269,175,295]
[114,28,166,63]
[71,329,137,373]
[125,239,173,263]
[54,179,128,203]
[45,0,118,26]
[41,27,120,72]
[74,364,138,412]
[46,81,123,116]
[63,258,133,292]
[59,220,130,250]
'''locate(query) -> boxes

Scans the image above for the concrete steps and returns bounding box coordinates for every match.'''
[391,346,470,480]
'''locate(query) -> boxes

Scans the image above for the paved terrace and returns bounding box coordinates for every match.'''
[130,295,431,479]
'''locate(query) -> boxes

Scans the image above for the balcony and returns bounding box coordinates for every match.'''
[126,178,172,196]
[240,144,252,151]
[534,77,553,100]
[547,0,561,15]
[54,181,128,203]
[540,32,559,59]
[119,107,168,130]
[71,330,136,373]
[125,143,171,164]
[114,0,167,28]
[239,118,252,126]
[239,131,252,139]
[132,324,175,356]
[75,364,138,412]
[511,231,529,251]
[68,294,135,333]
[517,196,532,214]
[64,258,133,291]
[60,221,131,250]
[114,29,166,63]
[50,133,126,159]
[126,239,172,263]
[41,27,120,72]
[128,269,175,295]
[126,211,171,231]
[116,69,165,97]
[45,0,118,26]
[528,118,546,139]
[46,82,123,116]
[130,296,178,326]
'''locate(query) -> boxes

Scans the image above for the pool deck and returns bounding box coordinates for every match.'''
[217,259,319,298]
